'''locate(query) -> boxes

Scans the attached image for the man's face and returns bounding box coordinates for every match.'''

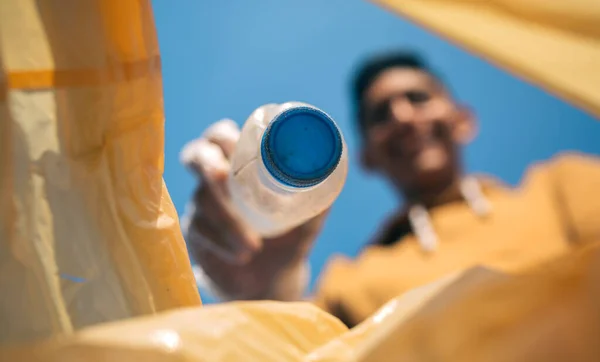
[361,67,474,192]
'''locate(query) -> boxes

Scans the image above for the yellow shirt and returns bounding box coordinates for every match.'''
[313,152,600,327]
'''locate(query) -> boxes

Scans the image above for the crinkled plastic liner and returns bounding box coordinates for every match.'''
[0,0,200,345]
[1,244,599,361]
[1,0,600,360]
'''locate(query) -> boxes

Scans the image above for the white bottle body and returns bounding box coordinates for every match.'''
[228,102,348,238]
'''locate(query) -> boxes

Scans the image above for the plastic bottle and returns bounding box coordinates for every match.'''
[229,102,348,238]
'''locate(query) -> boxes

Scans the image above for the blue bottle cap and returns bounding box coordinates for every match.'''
[261,106,343,188]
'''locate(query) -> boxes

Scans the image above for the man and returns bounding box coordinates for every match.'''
[180,51,600,327]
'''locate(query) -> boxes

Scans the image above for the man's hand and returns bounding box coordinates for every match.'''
[181,119,328,300]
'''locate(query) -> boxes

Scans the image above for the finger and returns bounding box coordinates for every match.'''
[203,119,240,159]
[188,213,252,264]
[194,186,262,255]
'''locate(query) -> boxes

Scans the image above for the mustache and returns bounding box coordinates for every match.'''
[383,120,453,157]
[388,119,451,142]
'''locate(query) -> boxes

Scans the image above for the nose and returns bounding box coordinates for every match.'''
[389,97,416,125]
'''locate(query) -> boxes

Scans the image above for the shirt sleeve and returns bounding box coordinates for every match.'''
[547,152,600,245]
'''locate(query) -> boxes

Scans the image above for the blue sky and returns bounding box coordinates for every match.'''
[152,0,600,294]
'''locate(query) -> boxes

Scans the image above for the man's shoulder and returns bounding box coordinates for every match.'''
[529,151,597,172]
[548,151,600,171]
[521,151,599,185]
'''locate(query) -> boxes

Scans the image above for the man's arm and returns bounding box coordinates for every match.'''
[184,198,327,302]
[180,119,329,302]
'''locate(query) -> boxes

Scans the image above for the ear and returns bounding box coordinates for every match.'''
[453,105,478,145]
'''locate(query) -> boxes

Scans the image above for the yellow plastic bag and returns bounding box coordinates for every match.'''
[0,302,348,362]
[2,244,598,361]
[372,0,600,118]
[352,242,600,362]
[0,0,200,345]
[2,1,600,360]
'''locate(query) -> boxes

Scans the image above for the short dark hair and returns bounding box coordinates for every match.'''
[350,50,440,134]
